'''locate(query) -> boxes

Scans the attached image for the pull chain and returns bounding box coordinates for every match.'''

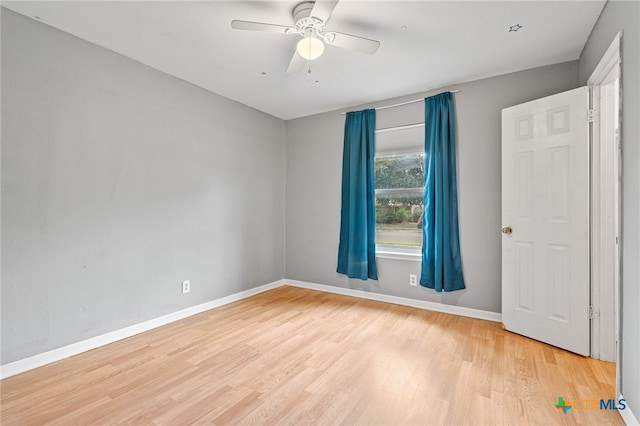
[306,37,316,81]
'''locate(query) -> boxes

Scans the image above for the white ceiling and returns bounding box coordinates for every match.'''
[3,1,605,120]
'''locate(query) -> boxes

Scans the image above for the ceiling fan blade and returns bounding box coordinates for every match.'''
[231,20,294,35]
[326,32,380,55]
[310,0,339,23]
[286,51,306,74]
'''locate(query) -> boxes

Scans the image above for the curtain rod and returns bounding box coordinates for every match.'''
[340,90,460,115]
[375,122,424,134]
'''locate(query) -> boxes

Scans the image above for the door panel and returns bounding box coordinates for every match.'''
[502,87,589,356]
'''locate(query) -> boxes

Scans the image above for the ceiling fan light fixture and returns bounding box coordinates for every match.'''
[296,35,324,60]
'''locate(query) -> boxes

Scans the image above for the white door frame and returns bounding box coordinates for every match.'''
[588,31,621,387]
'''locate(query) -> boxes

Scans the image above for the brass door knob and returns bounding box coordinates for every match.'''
[502,227,512,235]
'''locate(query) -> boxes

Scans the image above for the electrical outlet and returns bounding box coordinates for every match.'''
[182,280,190,294]
[409,274,418,286]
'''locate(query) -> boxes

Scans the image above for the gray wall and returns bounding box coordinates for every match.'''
[579,0,640,416]
[286,61,579,313]
[1,9,286,364]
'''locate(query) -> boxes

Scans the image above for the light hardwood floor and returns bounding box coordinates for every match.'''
[1,286,622,425]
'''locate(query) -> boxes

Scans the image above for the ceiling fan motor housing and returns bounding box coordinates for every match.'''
[293,1,325,32]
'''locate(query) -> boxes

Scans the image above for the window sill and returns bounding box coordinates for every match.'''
[376,249,421,262]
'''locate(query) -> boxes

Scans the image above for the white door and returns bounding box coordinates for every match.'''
[502,87,590,356]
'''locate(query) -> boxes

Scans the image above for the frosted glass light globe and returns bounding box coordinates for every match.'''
[296,36,325,60]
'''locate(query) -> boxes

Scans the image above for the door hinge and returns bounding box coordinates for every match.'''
[588,109,597,123]
[588,305,600,319]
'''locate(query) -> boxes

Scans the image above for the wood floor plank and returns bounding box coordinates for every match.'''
[0,286,623,425]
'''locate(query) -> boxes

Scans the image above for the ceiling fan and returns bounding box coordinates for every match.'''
[231,0,380,73]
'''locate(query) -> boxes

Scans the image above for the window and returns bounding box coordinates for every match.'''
[374,124,424,251]
[375,153,424,247]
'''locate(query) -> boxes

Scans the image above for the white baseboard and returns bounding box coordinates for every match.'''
[1,278,501,380]
[620,394,640,426]
[0,279,285,380]
[284,279,502,323]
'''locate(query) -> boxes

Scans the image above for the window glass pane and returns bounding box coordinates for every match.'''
[375,153,424,189]
[375,153,424,247]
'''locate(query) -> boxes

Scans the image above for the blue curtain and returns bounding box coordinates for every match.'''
[337,109,378,280]
[420,92,465,292]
